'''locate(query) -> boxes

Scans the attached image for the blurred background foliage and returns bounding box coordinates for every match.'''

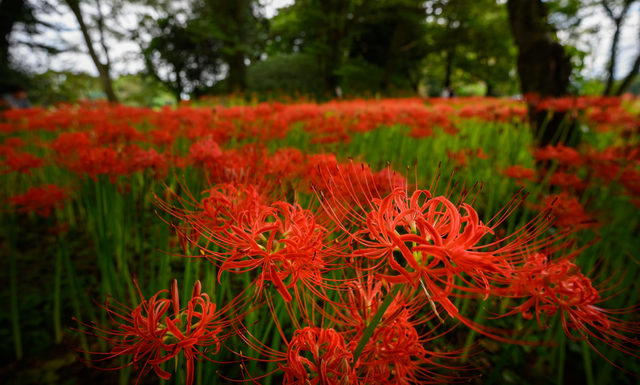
[1,0,639,104]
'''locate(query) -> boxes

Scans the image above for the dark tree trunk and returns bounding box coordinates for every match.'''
[615,15,640,95]
[223,1,247,94]
[616,54,640,95]
[381,21,404,92]
[485,82,493,97]
[444,49,454,88]
[66,0,118,103]
[227,53,246,93]
[318,0,361,97]
[0,0,23,63]
[602,0,633,96]
[507,0,573,147]
[0,0,26,92]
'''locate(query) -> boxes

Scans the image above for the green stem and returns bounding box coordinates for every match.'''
[352,284,402,363]
[53,245,63,343]
[557,327,566,385]
[8,214,23,360]
[61,236,91,360]
[582,340,594,385]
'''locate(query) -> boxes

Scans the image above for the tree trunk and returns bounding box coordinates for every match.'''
[322,22,343,96]
[66,0,118,103]
[602,0,632,96]
[0,0,25,92]
[223,1,247,94]
[227,52,246,93]
[615,12,640,95]
[616,54,640,95]
[485,82,493,97]
[98,69,118,103]
[444,49,454,88]
[0,0,23,64]
[318,0,360,97]
[381,21,404,92]
[507,0,573,147]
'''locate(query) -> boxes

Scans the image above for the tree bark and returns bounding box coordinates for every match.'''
[616,54,640,95]
[0,0,26,92]
[0,0,24,65]
[66,0,118,103]
[615,12,640,95]
[318,0,360,96]
[485,82,493,97]
[444,49,454,88]
[507,0,573,147]
[381,21,404,92]
[227,52,246,93]
[602,0,633,95]
[224,1,247,93]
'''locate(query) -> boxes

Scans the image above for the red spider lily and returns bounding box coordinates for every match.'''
[533,144,583,167]
[1,151,43,174]
[73,279,250,385]
[312,160,406,211]
[207,200,330,302]
[446,148,489,169]
[229,310,356,384]
[156,181,340,303]
[8,184,68,217]
[122,145,169,178]
[71,147,128,180]
[50,132,92,156]
[493,253,640,371]
[0,137,24,156]
[548,172,586,190]
[281,327,355,385]
[357,315,473,384]
[313,162,573,328]
[503,165,537,184]
[328,273,474,384]
[539,193,596,229]
[189,137,223,168]
[447,149,468,168]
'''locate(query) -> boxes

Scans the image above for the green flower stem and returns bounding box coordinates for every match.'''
[582,340,595,385]
[53,244,63,343]
[352,283,402,364]
[7,213,23,360]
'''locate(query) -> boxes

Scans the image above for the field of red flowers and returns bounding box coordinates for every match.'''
[1,96,639,385]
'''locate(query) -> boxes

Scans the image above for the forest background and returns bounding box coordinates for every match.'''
[2,0,640,106]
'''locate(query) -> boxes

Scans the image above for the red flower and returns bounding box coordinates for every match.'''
[534,144,583,167]
[498,254,640,369]
[9,184,68,217]
[188,137,223,167]
[73,279,245,385]
[548,172,585,190]
[282,327,355,385]
[503,165,537,184]
[1,151,43,174]
[541,193,595,229]
[157,182,333,303]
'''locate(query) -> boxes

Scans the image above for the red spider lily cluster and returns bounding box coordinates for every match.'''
[72,279,252,384]
[2,96,639,383]
[8,183,68,217]
[74,159,639,383]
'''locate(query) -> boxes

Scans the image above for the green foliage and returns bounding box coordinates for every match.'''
[140,0,267,98]
[113,75,176,106]
[28,71,103,105]
[247,54,323,95]
[423,0,518,96]
[267,0,430,95]
[142,15,225,99]
[27,71,175,106]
